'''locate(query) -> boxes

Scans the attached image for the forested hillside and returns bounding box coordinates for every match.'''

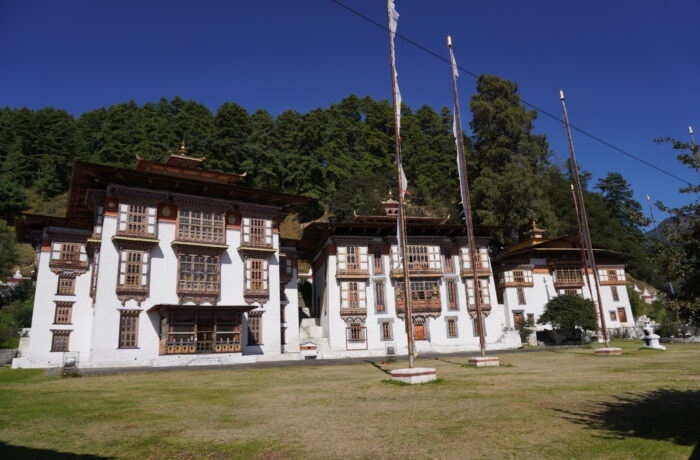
[0,75,659,285]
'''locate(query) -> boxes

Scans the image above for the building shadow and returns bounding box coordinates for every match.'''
[0,441,109,459]
[553,389,700,458]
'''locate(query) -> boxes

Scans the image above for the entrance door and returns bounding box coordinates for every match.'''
[617,308,628,323]
[414,323,426,340]
[513,311,524,328]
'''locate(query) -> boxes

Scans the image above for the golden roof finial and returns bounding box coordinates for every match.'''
[179,139,187,154]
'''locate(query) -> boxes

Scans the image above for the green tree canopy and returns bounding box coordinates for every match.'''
[537,294,597,337]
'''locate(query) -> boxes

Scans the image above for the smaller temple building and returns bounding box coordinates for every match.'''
[491,222,636,337]
[299,194,521,358]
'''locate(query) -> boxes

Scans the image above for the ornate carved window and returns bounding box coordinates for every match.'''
[340,281,366,311]
[466,278,491,307]
[50,242,88,273]
[118,310,139,349]
[57,273,76,295]
[53,302,73,324]
[598,267,626,284]
[461,247,490,271]
[337,245,368,276]
[245,258,268,295]
[177,209,225,244]
[51,330,70,352]
[446,317,458,338]
[178,254,220,294]
[241,217,272,248]
[395,279,441,312]
[446,279,458,310]
[517,287,526,305]
[553,267,583,286]
[117,204,156,237]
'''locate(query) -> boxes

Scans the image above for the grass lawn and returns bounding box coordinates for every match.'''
[0,341,698,459]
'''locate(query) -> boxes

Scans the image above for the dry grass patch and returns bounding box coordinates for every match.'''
[1,342,698,459]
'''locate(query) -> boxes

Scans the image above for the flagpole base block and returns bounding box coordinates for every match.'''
[390,367,437,384]
[594,347,623,356]
[468,356,500,367]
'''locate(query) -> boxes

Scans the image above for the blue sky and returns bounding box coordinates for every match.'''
[1,0,697,221]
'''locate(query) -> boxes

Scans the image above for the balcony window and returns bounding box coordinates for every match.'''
[553,267,583,285]
[177,209,225,244]
[178,254,220,293]
[395,279,441,311]
[391,245,441,273]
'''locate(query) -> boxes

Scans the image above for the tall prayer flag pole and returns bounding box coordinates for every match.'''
[448,36,487,356]
[571,183,599,331]
[387,0,415,368]
[560,91,610,347]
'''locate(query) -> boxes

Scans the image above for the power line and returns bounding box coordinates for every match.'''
[329,0,693,187]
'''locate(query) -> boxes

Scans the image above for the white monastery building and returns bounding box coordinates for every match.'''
[13,148,636,369]
[492,223,636,336]
[13,146,309,369]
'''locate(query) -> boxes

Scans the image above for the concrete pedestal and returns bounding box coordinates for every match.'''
[390,367,437,384]
[594,347,623,356]
[468,356,500,367]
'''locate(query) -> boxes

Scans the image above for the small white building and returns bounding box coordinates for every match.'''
[492,223,636,337]
[13,146,309,369]
[299,197,521,358]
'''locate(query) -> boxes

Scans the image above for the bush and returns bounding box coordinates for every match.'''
[537,294,597,339]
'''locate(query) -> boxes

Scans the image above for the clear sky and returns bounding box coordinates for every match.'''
[1,0,697,222]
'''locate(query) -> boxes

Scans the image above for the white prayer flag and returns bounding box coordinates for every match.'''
[388,0,401,130]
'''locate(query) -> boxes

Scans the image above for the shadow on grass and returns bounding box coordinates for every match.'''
[0,441,108,459]
[554,389,700,458]
[365,360,391,375]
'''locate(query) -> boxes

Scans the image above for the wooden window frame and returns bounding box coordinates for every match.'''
[517,287,526,305]
[373,247,383,274]
[242,217,272,248]
[177,209,225,244]
[50,330,71,352]
[57,273,76,295]
[118,310,139,349]
[59,243,81,262]
[247,312,263,345]
[347,323,366,343]
[610,285,620,302]
[443,248,455,273]
[374,282,385,313]
[53,302,73,324]
[609,310,617,321]
[446,279,458,310]
[446,317,458,338]
[467,278,491,307]
[178,253,221,293]
[472,316,487,337]
[379,320,392,341]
